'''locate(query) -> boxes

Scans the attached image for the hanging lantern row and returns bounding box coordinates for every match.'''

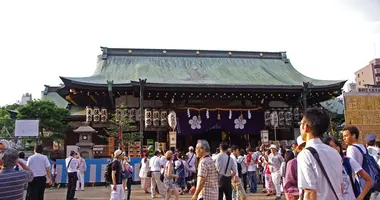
[115,108,141,122]
[86,106,108,123]
[144,109,168,128]
[264,107,299,127]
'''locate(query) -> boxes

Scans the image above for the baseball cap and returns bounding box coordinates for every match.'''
[0,140,10,149]
[270,144,277,149]
[364,134,376,143]
[114,149,123,157]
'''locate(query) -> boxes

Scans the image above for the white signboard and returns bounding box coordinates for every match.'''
[14,120,39,137]
[261,130,269,144]
[169,131,176,148]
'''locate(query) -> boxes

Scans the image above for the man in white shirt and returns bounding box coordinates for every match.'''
[187,146,196,180]
[76,153,87,191]
[247,148,257,193]
[343,125,367,166]
[298,108,343,200]
[365,134,380,163]
[231,145,246,199]
[26,145,52,200]
[66,151,79,200]
[343,125,371,192]
[149,150,165,198]
[268,144,284,200]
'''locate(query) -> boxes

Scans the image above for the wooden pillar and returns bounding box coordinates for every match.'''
[139,78,147,157]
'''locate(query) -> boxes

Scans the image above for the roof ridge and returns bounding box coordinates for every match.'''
[100,47,287,60]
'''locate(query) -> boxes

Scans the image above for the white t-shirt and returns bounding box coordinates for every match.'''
[27,153,51,177]
[342,158,362,200]
[346,144,367,189]
[247,153,257,172]
[65,156,79,173]
[298,138,343,200]
[346,144,366,166]
[187,152,196,171]
[237,155,247,174]
[230,154,239,177]
[149,156,161,172]
[368,146,380,163]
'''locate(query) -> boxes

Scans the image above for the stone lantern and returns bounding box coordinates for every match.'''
[74,126,97,158]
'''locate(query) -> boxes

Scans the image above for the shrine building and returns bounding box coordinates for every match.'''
[49,47,346,158]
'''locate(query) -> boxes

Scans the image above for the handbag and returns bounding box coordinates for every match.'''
[219,155,231,188]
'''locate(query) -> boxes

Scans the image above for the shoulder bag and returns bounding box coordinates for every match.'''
[219,155,231,188]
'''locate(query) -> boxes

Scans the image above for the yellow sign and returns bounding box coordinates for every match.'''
[344,95,380,142]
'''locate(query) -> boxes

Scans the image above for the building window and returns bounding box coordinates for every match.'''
[358,74,360,78]
[359,81,361,85]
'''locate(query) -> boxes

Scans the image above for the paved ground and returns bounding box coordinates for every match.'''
[43,184,285,200]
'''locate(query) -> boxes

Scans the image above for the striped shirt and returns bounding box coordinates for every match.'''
[0,168,34,200]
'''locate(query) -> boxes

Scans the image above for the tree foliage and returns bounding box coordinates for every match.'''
[17,100,70,141]
[0,104,21,138]
[105,112,142,151]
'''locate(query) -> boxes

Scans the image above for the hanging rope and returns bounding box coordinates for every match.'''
[177,107,262,111]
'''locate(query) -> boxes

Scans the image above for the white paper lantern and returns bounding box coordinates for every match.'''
[264,110,271,126]
[115,108,122,122]
[129,108,136,121]
[278,111,285,126]
[145,109,152,128]
[101,108,108,122]
[168,111,177,130]
[93,107,100,122]
[153,109,160,127]
[160,110,168,127]
[86,106,93,122]
[270,111,279,127]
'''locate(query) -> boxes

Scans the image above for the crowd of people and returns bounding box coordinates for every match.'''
[0,142,89,200]
[135,108,380,200]
[1,107,380,200]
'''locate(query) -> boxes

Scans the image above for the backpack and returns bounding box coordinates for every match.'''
[247,152,252,164]
[353,145,380,192]
[342,157,361,198]
[237,161,242,176]
[104,161,115,183]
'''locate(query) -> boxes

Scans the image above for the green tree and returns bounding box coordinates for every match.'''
[0,104,21,138]
[105,106,142,152]
[17,100,70,142]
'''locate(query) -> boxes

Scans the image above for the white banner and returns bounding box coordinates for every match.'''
[261,130,269,144]
[14,120,39,137]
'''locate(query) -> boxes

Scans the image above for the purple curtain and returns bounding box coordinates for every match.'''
[176,110,218,136]
[219,110,264,135]
[177,109,264,136]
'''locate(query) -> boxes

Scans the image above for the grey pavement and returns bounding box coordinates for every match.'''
[42,184,285,200]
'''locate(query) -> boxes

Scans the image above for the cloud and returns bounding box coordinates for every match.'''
[338,0,380,22]
[373,22,380,33]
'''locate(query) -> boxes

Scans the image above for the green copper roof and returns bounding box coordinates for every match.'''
[320,99,344,115]
[61,48,345,88]
[40,91,68,108]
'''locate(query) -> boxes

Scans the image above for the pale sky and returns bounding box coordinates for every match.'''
[0,0,379,106]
